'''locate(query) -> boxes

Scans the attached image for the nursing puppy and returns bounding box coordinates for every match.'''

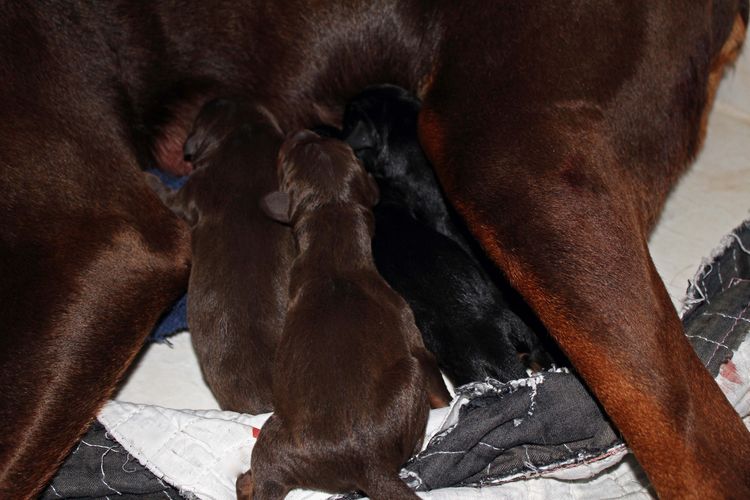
[145,99,291,414]
[241,131,450,500]
[342,85,554,386]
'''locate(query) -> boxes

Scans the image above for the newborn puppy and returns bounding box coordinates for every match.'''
[240,131,450,500]
[145,98,292,413]
[343,85,554,386]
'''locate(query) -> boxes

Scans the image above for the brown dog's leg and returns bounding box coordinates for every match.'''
[422,120,750,496]
[418,4,750,497]
[0,126,190,496]
[420,116,750,497]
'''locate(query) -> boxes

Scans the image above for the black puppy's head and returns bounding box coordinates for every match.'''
[341,84,422,179]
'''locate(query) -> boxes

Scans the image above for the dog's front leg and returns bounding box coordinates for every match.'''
[0,159,190,498]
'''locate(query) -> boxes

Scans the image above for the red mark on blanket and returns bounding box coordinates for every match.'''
[720,360,742,384]
[252,427,261,438]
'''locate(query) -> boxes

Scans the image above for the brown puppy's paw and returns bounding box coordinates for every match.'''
[143,172,172,200]
[236,469,254,500]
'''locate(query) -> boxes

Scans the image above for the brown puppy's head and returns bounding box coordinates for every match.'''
[184,98,281,166]
[261,130,379,225]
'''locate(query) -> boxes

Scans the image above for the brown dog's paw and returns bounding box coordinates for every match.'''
[236,470,254,500]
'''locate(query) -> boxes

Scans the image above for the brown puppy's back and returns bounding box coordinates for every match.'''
[243,132,448,499]
[152,99,292,413]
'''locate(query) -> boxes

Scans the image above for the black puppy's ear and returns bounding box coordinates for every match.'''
[260,191,291,224]
[366,174,380,206]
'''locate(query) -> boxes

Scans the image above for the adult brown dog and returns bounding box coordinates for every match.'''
[0,1,748,498]
[145,98,291,413]
[241,130,450,499]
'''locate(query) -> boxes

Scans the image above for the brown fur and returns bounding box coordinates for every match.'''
[243,131,449,499]
[146,99,292,413]
[0,1,748,498]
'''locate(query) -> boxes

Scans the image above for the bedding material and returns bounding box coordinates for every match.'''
[41,218,750,500]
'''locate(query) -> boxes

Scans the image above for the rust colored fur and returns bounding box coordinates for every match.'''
[146,99,291,413]
[242,131,449,499]
[0,1,748,498]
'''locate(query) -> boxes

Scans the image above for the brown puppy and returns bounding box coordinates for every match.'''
[1,2,748,498]
[146,99,291,413]
[239,131,450,500]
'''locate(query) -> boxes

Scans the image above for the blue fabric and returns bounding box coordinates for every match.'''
[145,169,190,343]
[149,293,189,343]
[146,168,189,190]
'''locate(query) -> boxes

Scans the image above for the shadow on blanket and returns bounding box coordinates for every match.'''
[42,219,750,499]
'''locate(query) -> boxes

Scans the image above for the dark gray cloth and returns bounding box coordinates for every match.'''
[40,421,182,499]
[403,372,621,491]
[682,220,750,375]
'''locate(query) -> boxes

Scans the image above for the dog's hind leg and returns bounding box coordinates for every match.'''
[418,3,750,496]
[420,112,750,498]
[423,110,750,497]
[0,119,190,497]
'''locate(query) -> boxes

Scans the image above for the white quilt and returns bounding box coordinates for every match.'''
[100,333,750,500]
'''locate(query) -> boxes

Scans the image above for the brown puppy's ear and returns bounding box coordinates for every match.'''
[260,191,291,224]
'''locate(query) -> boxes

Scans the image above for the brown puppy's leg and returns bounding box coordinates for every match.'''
[0,139,190,496]
[144,171,200,226]
[144,171,175,203]
[235,469,255,500]
[418,4,750,496]
[412,349,452,408]
[243,416,293,500]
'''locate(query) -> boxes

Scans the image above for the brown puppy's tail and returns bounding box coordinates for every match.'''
[361,471,420,500]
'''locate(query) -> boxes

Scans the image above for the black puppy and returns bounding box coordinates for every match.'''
[342,85,554,386]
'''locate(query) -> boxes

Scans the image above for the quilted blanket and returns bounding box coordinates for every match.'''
[41,220,750,500]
